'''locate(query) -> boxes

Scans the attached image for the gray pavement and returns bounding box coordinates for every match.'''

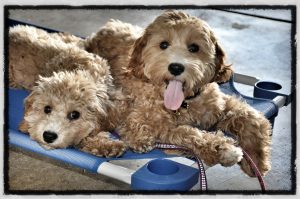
[7,8,294,192]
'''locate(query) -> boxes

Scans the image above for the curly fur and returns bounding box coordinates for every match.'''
[9,25,84,90]
[86,11,271,176]
[11,27,126,157]
[85,19,143,87]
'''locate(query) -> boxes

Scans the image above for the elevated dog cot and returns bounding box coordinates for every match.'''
[7,19,293,191]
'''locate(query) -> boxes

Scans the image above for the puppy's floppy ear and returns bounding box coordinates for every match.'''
[92,93,108,118]
[214,42,233,83]
[19,91,37,133]
[23,92,36,112]
[208,29,233,83]
[19,120,29,133]
[128,34,148,78]
[213,42,233,83]
[92,93,119,131]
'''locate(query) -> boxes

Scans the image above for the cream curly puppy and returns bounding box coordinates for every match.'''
[86,11,272,176]
[18,48,126,157]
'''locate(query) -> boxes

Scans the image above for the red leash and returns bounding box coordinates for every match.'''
[155,143,266,191]
[242,149,266,192]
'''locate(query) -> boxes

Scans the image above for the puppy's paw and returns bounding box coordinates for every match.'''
[218,144,243,167]
[103,140,127,157]
[239,158,256,177]
[238,153,271,177]
[129,140,155,153]
[88,140,127,158]
[80,136,127,158]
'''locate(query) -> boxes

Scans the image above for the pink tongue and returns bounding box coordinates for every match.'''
[164,80,184,110]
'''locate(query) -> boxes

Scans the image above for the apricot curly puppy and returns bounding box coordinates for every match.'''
[86,11,272,176]
[19,48,126,157]
[87,13,244,168]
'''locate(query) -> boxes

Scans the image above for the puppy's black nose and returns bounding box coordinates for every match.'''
[168,63,185,76]
[43,131,58,143]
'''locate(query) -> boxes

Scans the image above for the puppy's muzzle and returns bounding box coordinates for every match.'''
[43,131,58,143]
[168,63,185,76]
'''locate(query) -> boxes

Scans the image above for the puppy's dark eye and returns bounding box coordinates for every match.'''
[44,106,52,114]
[188,43,199,53]
[160,41,169,50]
[67,111,80,121]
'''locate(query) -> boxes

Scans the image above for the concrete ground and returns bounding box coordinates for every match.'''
[7,8,294,192]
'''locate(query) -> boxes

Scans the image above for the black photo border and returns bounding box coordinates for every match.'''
[3,4,297,195]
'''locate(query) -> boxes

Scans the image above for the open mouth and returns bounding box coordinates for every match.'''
[164,79,185,111]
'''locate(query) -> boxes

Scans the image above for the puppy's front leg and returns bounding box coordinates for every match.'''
[120,126,156,154]
[160,125,243,167]
[217,97,272,176]
[78,131,127,157]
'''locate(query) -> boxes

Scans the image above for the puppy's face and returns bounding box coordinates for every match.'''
[21,70,109,149]
[130,11,232,110]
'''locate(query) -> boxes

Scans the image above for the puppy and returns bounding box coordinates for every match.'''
[19,48,126,157]
[85,19,142,87]
[9,25,84,90]
[86,11,271,176]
